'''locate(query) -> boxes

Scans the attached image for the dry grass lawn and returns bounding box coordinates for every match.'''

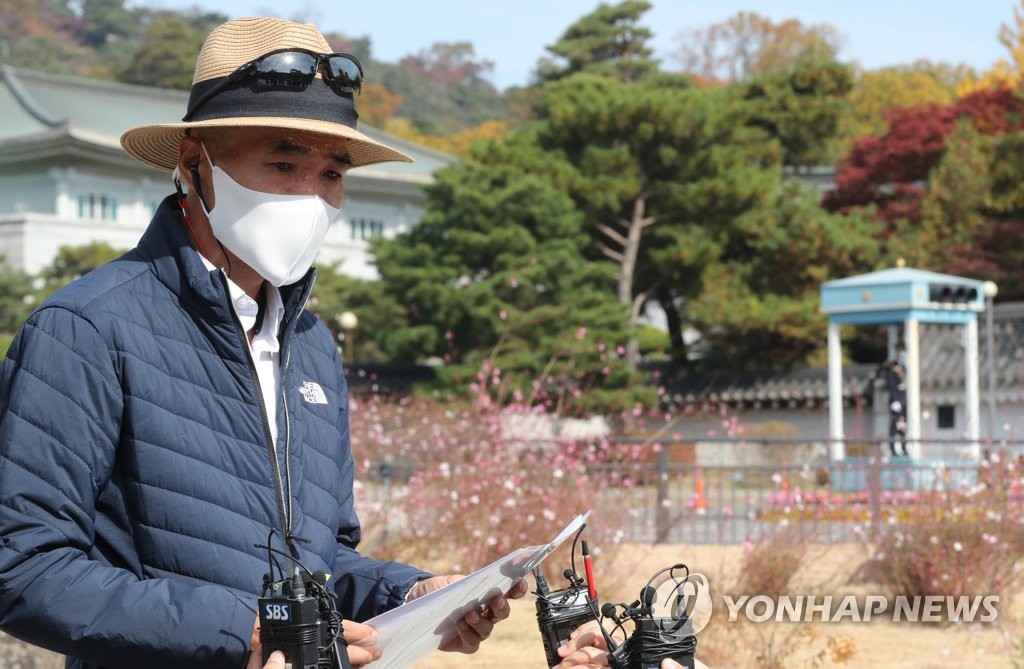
[4,543,1021,668]
[410,543,1024,669]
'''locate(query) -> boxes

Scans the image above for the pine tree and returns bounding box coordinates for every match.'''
[535,0,657,84]
[372,160,647,413]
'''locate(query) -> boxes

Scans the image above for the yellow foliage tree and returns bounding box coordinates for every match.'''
[957,1,1024,95]
[357,83,404,129]
[843,67,954,139]
[443,120,510,158]
[375,118,510,159]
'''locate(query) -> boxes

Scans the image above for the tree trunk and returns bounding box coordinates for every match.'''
[657,285,688,366]
[619,197,653,370]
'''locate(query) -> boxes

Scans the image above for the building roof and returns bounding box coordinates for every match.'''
[660,364,879,412]
[820,266,985,326]
[0,65,454,180]
[822,267,976,288]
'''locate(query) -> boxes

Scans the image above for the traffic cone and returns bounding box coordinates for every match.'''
[693,471,707,511]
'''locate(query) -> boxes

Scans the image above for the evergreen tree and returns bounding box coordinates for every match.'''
[37,242,123,302]
[308,264,428,364]
[372,161,646,413]
[461,2,864,371]
[117,13,206,89]
[535,0,657,84]
[79,0,135,48]
[687,183,881,369]
[0,261,35,335]
[743,56,855,167]
[950,125,1024,301]
[912,119,993,269]
[524,71,780,365]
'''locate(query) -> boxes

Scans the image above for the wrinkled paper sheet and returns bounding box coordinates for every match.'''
[365,511,590,669]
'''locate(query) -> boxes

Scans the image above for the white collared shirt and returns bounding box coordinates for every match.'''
[200,255,284,446]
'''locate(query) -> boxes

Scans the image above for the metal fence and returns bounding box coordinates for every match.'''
[359,436,1024,545]
[589,437,1024,544]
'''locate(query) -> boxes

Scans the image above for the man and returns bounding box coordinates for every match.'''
[0,17,522,669]
[886,348,908,457]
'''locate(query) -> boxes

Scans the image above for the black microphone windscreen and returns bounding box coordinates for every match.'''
[601,603,618,619]
[640,585,657,607]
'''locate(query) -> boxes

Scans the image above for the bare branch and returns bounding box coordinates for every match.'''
[630,292,647,321]
[630,279,663,321]
[597,242,625,263]
[596,223,629,247]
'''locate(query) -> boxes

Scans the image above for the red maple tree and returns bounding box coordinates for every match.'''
[823,87,1024,235]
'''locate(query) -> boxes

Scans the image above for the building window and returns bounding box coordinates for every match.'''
[937,405,955,429]
[77,194,119,221]
[350,218,385,240]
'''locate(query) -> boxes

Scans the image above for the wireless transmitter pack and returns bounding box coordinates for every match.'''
[533,527,600,668]
[603,564,698,669]
[533,523,698,669]
[256,532,352,669]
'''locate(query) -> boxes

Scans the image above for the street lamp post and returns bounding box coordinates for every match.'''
[982,280,999,446]
[338,311,358,366]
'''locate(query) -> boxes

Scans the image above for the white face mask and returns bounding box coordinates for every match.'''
[197,145,340,287]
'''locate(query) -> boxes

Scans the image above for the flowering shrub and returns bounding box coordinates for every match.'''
[733,527,809,598]
[347,361,657,573]
[697,527,856,669]
[861,451,1024,613]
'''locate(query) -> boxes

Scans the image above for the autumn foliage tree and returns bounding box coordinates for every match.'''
[841,65,955,141]
[824,86,1024,299]
[671,11,843,83]
[824,87,1024,231]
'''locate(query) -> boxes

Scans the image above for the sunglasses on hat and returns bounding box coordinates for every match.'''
[184,48,363,121]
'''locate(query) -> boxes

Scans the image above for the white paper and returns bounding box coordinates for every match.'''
[364,511,590,669]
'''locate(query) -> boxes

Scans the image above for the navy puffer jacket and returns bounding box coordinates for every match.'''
[0,196,429,669]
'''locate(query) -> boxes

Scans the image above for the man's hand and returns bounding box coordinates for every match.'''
[342,619,383,666]
[250,615,382,668]
[555,620,705,669]
[406,575,529,654]
[556,619,613,667]
[247,649,285,669]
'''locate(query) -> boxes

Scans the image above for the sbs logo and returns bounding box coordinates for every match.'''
[263,603,292,622]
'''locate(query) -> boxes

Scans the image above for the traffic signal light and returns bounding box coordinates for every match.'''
[928,283,979,303]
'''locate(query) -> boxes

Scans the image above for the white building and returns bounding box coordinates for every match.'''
[0,65,455,278]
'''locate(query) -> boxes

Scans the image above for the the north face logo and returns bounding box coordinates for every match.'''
[298,381,327,405]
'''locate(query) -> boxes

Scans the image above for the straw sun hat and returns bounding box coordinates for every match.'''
[120,17,411,171]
